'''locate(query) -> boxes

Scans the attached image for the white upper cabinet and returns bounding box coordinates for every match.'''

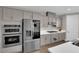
[43,16,48,27]
[13,9,23,21]
[40,16,48,28]
[23,11,33,19]
[3,8,13,20]
[3,8,23,21]
[56,16,62,28]
[0,7,2,20]
[48,16,56,24]
[33,13,42,20]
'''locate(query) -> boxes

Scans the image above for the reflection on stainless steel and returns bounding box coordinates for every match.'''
[26,30,31,36]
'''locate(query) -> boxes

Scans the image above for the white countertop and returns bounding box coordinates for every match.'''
[48,42,79,53]
[40,30,66,35]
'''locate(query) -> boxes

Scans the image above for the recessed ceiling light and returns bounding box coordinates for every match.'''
[67,8,71,11]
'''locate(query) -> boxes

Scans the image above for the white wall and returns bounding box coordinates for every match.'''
[66,15,79,41]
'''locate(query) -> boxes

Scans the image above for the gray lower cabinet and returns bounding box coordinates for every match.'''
[45,34,51,45]
[58,32,66,41]
[51,33,66,43]
[51,34,58,43]
[41,35,46,46]
[61,32,66,40]
[41,32,66,46]
[41,34,51,46]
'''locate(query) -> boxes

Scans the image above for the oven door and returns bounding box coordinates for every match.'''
[2,34,22,48]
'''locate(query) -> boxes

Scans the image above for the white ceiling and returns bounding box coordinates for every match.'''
[7,6,79,15]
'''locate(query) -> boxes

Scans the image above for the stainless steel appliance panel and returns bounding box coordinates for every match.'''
[23,19,32,41]
[2,34,22,48]
[23,19,40,53]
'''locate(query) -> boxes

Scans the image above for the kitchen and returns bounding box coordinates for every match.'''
[0,6,79,53]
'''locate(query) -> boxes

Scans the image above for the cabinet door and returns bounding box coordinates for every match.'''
[58,33,62,41]
[57,32,66,42]
[33,13,42,20]
[43,16,48,27]
[45,34,51,45]
[51,34,58,43]
[56,16,62,27]
[23,11,32,19]
[40,16,48,29]
[0,7,2,20]
[40,35,46,46]
[60,32,66,41]
[13,9,23,21]
[49,16,56,25]
[3,8,14,20]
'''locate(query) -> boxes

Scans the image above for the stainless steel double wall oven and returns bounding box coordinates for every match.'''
[2,21,22,48]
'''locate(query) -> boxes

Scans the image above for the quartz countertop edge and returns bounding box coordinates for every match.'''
[40,30,66,35]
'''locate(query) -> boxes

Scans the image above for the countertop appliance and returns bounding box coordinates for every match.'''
[0,20,22,53]
[22,19,40,53]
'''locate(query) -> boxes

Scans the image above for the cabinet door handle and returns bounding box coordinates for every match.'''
[53,38,57,41]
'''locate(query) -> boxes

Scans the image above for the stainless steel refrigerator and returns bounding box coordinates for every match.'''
[22,19,40,53]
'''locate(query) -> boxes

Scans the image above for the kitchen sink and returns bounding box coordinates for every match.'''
[47,31,57,33]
